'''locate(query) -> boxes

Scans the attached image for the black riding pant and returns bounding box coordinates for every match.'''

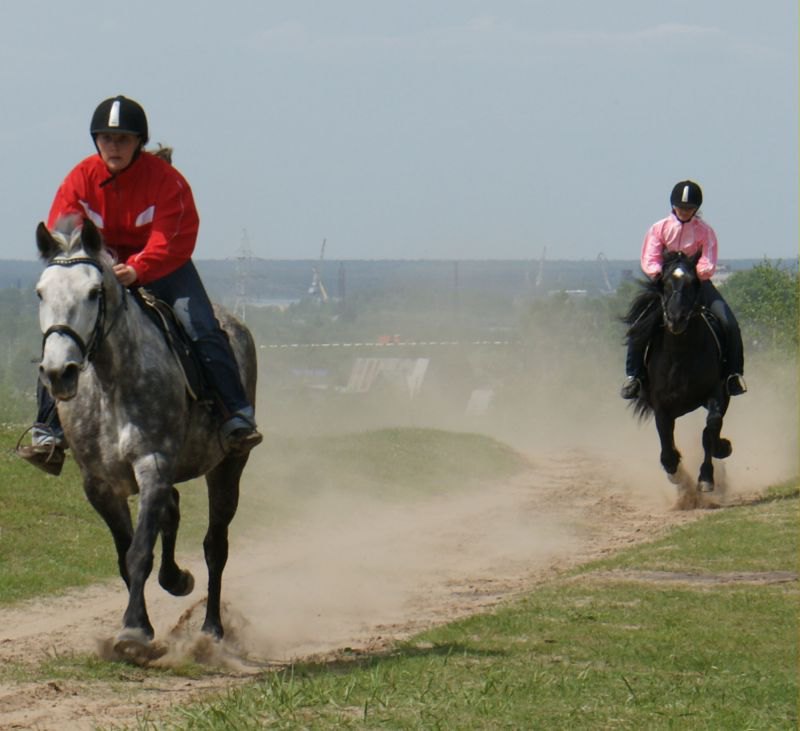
[700,279,744,375]
[36,260,251,433]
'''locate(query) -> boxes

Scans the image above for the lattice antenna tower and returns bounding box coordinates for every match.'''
[234,228,253,322]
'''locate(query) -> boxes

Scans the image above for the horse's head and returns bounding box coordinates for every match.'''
[35,217,121,400]
[659,250,702,335]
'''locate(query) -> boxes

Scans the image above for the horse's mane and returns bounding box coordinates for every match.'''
[622,277,662,349]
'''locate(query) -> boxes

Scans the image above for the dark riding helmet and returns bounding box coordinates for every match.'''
[670,180,703,209]
[90,95,149,144]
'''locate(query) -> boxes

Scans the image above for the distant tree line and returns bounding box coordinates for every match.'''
[721,260,798,353]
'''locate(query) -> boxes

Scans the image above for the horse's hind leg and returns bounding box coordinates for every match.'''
[655,412,681,478]
[157,487,195,596]
[201,455,245,639]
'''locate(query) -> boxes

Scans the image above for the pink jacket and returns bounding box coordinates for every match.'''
[640,213,718,281]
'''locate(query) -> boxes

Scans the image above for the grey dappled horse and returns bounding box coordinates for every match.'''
[35,218,257,660]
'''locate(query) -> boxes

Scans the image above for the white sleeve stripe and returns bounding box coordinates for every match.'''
[135,205,155,226]
[79,200,104,228]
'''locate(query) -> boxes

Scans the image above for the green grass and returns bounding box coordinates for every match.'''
[583,484,799,575]
[0,430,119,603]
[258,427,529,499]
[1,423,796,730]
[148,482,798,731]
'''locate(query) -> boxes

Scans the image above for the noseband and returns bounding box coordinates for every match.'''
[41,256,127,364]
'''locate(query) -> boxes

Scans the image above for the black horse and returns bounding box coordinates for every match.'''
[624,250,732,493]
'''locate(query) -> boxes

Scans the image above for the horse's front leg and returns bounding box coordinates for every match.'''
[83,478,133,587]
[699,396,731,492]
[118,453,174,645]
[654,411,681,478]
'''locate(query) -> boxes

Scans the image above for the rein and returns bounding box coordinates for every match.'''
[41,256,128,364]
[659,289,701,325]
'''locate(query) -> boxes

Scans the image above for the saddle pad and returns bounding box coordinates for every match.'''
[131,288,209,401]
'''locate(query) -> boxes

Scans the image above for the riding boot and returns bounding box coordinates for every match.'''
[16,381,67,475]
[723,333,746,396]
[621,340,645,399]
[726,374,747,396]
[620,376,642,400]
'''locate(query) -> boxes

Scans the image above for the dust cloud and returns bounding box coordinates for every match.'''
[166,335,797,666]
[0,319,795,731]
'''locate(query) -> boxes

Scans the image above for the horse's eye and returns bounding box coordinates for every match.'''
[88,287,101,302]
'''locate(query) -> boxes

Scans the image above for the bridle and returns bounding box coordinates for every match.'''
[659,261,701,329]
[41,256,128,364]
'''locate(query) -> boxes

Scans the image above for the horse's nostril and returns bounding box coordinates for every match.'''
[46,361,82,400]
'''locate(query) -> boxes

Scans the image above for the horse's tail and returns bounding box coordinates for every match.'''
[631,395,653,422]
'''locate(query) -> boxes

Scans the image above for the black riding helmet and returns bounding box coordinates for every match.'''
[670,180,703,209]
[90,95,149,145]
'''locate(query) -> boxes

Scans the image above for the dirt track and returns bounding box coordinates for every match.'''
[0,367,795,730]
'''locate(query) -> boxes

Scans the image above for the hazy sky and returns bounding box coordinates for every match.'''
[0,1,796,261]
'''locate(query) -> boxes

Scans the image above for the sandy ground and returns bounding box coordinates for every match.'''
[0,362,795,730]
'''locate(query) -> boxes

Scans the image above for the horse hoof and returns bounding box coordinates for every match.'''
[179,571,195,596]
[201,621,224,640]
[160,569,195,597]
[714,439,732,459]
[698,481,715,493]
[113,628,167,666]
[666,471,680,485]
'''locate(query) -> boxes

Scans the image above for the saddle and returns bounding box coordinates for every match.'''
[131,288,209,401]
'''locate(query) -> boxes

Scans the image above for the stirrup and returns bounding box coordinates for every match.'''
[15,424,67,476]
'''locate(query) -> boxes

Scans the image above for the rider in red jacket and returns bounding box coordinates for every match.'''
[19,95,262,474]
[48,149,199,285]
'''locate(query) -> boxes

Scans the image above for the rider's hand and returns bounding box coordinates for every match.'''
[113,263,138,286]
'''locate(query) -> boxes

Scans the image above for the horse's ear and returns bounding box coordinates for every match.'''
[689,250,702,268]
[36,222,59,261]
[81,218,103,256]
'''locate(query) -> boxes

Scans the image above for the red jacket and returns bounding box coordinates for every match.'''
[48,152,200,284]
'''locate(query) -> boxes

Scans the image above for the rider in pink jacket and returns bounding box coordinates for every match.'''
[621,180,746,400]
[640,209,718,282]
